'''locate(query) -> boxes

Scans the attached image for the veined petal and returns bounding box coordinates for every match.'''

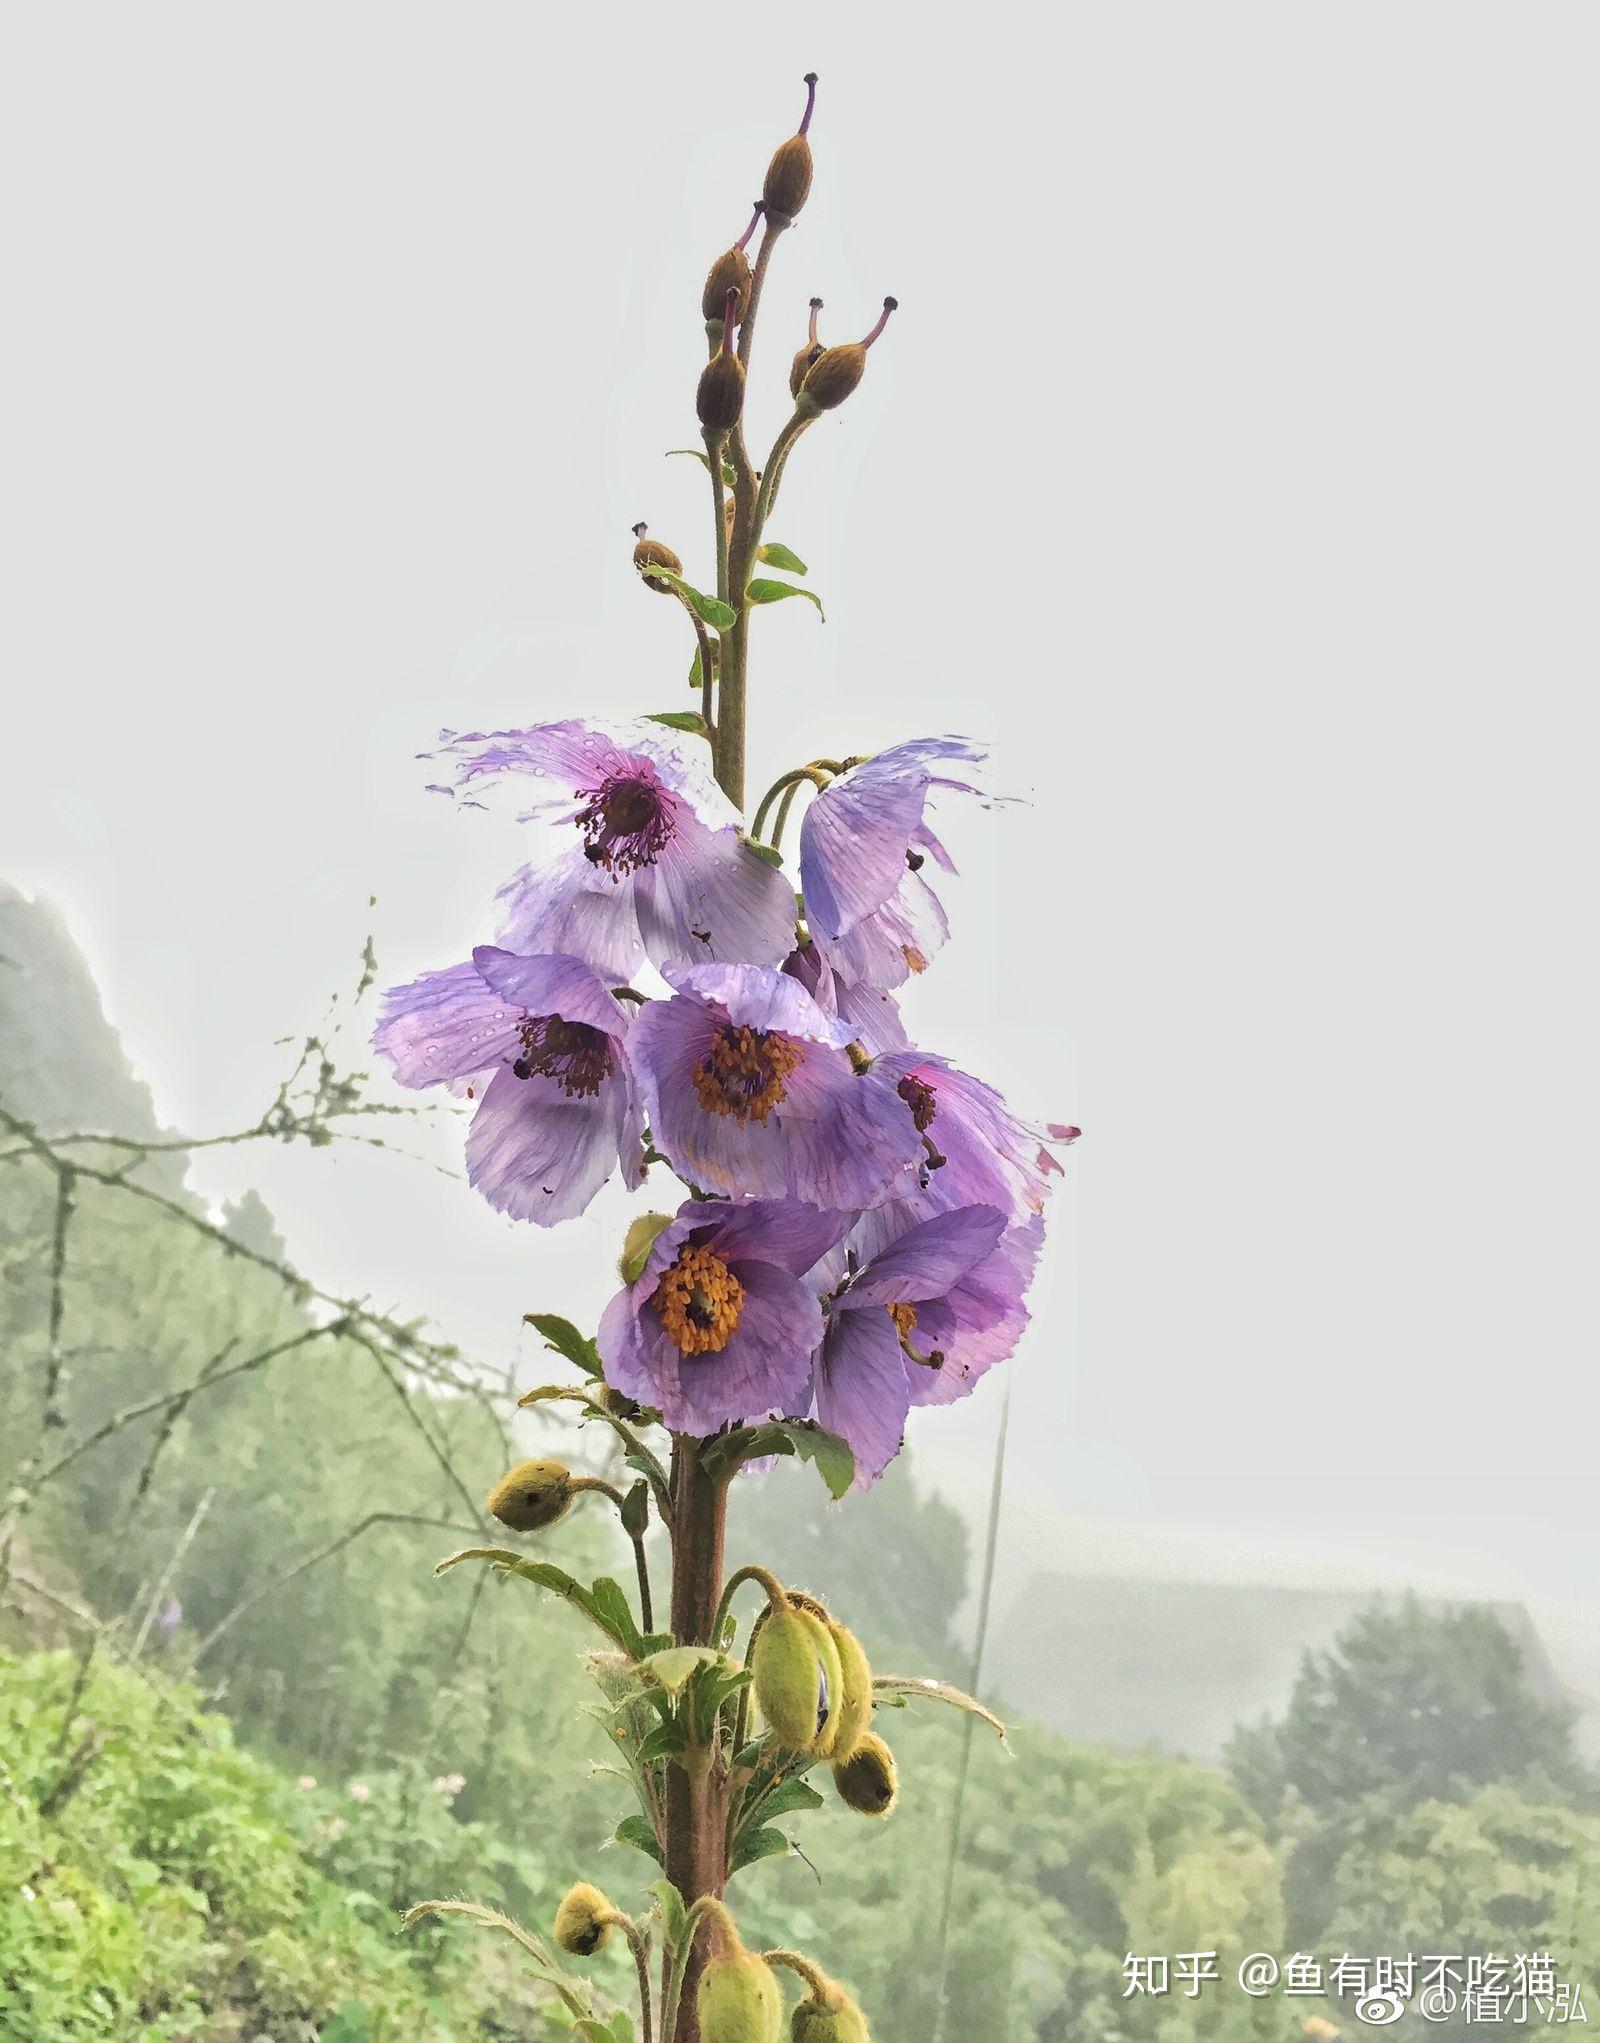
[631,810,797,973]
[465,1061,631,1225]
[662,961,854,1046]
[810,869,950,992]
[373,960,524,1088]
[837,1204,1007,1310]
[494,844,646,983]
[815,1310,913,1489]
[434,717,737,831]
[471,948,633,1038]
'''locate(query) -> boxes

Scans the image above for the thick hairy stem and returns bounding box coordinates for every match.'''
[664,1437,731,2040]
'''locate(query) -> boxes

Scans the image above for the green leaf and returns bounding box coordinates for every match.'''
[667,446,737,488]
[745,578,826,622]
[730,1826,791,1874]
[619,1210,676,1286]
[435,1550,640,1654]
[619,1477,650,1538]
[613,1814,664,1865]
[523,1314,603,1380]
[646,710,709,735]
[637,1718,688,1763]
[649,1878,690,1956]
[319,2006,373,2043]
[750,1775,824,1822]
[588,1576,644,1656]
[872,1674,1008,1742]
[756,541,808,575]
[635,1644,727,1693]
[639,564,737,631]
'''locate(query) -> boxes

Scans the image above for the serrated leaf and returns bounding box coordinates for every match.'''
[613,1814,664,1864]
[646,710,709,735]
[745,578,826,622]
[638,563,737,631]
[523,1314,603,1380]
[756,541,808,575]
[872,1674,1008,1741]
[587,1576,644,1656]
[730,1826,791,1874]
[649,1878,689,1956]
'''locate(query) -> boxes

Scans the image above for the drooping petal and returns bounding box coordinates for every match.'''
[866,1052,1065,1235]
[798,737,985,942]
[836,1204,1007,1310]
[907,1219,1041,1408]
[815,1309,914,1489]
[631,810,797,972]
[697,1197,855,1278]
[663,961,854,1045]
[493,844,646,983]
[373,961,524,1088]
[471,947,633,1038]
[784,944,909,1055]
[810,869,951,991]
[465,1062,631,1225]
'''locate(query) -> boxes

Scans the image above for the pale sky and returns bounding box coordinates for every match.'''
[4,6,1599,1666]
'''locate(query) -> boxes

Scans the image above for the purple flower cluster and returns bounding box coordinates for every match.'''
[377,720,1073,1484]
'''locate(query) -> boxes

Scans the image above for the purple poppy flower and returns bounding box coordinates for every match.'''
[599,1198,853,1435]
[808,1204,1037,1486]
[799,737,984,989]
[632,963,924,1209]
[850,1050,1071,1256]
[374,947,643,1224]
[430,719,797,981]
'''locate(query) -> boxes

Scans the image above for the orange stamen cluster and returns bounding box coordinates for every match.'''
[692,1024,803,1124]
[887,1301,918,1340]
[653,1243,746,1356]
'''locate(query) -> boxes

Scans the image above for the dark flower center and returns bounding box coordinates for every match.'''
[653,1243,744,1356]
[692,1024,803,1124]
[896,1074,938,1132]
[574,772,674,875]
[511,1014,614,1098]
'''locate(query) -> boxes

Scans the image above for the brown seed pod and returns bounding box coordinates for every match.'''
[763,73,818,226]
[696,286,747,434]
[631,522,682,595]
[703,201,763,332]
[789,298,825,400]
[798,298,897,416]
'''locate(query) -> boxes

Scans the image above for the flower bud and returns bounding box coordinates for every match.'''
[763,74,818,227]
[553,1881,613,1956]
[697,288,746,435]
[826,1621,873,1762]
[797,299,897,417]
[804,1609,846,1757]
[631,523,683,596]
[487,1458,574,1533]
[791,1983,872,2042]
[789,298,825,400]
[620,1209,676,1284]
[831,1730,897,1818]
[703,200,763,335]
[699,1941,783,2043]
[751,1603,826,1752]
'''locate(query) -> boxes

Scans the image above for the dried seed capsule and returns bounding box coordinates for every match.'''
[789,298,825,400]
[826,1621,874,1761]
[791,1983,872,2042]
[631,523,683,595]
[831,1729,898,1817]
[703,200,763,337]
[553,1882,613,1956]
[798,298,897,417]
[699,1940,783,2043]
[697,286,746,434]
[763,73,818,226]
[487,1458,575,1532]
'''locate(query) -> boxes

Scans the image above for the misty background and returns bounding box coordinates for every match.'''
[5,2,1599,1756]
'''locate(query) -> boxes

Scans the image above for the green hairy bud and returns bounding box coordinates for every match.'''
[553,1881,613,1956]
[826,1620,873,1762]
[831,1730,898,1818]
[792,1985,871,2042]
[752,1604,828,1752]
[487,1458,573,1532]
[699,1942,783,2043]
[802,1609,845,1757]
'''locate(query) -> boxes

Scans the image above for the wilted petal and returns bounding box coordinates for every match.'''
[815,1309,913,1489]
[465,1061,631,1225]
